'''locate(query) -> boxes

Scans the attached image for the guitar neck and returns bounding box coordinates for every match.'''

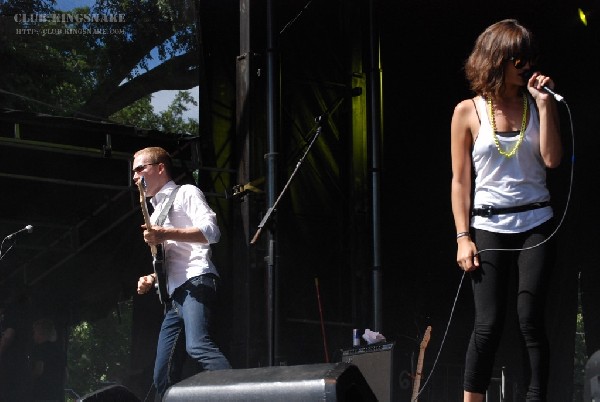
[411,326,431,402]
[137,181,157,256]
[411,351,425,400]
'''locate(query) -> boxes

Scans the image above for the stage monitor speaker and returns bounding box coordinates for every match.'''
[77,384,140,402]
[163,362,376,401]
[585,349,600,401]
[341,341,396,402]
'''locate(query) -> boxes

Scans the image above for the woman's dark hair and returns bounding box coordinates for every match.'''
[464,19,539,97]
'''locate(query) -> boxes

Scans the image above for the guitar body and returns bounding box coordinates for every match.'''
[153,243,169,305]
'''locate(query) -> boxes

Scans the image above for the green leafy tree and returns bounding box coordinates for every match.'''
[157,90,198,134]
[66,301,133,397]
[109,94,160,129]
[0,1,94,113]
[110,90,198,135]
[0,0,201,118]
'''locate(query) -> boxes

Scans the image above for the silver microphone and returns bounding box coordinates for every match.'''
[523,70,565,103]
[6,225,33,240]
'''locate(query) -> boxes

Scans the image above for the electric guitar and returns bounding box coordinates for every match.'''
[136,177,168,305]
[411,325,431,402]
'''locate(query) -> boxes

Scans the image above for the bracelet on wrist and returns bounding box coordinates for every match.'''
[456,231,470,240]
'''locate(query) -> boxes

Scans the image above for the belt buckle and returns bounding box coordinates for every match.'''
[481,205,494,217]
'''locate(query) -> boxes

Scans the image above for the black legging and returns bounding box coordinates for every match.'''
[463,219,554,401]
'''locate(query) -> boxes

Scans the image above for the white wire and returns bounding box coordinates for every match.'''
[477,101,574,256]
[412,271,466,401]
[0,238,15,262]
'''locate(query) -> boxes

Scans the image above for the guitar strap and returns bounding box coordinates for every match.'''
[154,185,181,226]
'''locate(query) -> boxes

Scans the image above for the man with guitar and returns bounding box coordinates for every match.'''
[134,147,231,400]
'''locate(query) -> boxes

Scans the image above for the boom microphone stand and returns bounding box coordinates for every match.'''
[0,225,33,262]
[250,93,348,365]
[250,94,347,245]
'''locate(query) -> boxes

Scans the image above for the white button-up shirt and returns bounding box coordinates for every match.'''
[150,180,221,295]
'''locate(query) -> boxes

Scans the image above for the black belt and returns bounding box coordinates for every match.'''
[472,201,550,217]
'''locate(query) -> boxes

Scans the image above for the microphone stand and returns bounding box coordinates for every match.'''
[250,95,346,245]
[0,233,19,262]
[249,94,346,366]
[0,226,33,262]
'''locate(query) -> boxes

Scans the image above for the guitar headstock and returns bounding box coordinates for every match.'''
[420,326,431,349]
[136,177,147,196]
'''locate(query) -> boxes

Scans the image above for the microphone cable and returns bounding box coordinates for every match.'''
[0,238,16,262]
[476,98,574,256]
[411,271,467,401]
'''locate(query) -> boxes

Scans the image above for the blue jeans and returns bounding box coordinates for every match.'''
[153,274,231,397]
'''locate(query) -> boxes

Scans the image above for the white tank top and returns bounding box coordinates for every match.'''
[471,95,552,233]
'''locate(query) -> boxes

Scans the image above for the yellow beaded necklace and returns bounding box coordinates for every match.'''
[487,92,528,158]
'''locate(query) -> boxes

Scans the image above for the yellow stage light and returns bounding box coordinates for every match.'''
[578,8,588,26]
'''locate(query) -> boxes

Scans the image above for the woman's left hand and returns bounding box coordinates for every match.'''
[527,72,555,101]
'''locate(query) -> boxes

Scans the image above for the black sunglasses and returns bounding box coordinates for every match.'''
[508,56,537,70]
[132,163,158,173]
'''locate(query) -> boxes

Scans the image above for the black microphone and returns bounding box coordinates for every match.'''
[6,225,33,240]
[523,70,564,103]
